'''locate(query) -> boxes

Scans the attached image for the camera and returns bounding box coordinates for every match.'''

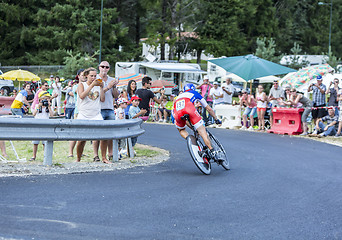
[42,99,49,107]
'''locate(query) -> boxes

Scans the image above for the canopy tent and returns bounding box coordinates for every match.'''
[208,55,296,81]
[209,55,296,93]
[225,73,280,83]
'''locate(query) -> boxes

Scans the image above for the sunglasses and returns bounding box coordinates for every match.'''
[100,66,110,69]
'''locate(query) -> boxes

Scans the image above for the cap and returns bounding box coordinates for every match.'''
[117,97,128,105]
[317,75,323,80]
[213,81,219,85]
[130,95,142,101]
[203,75,209,80]
[273,80,279,83]
[38,91,51,98]
[50,75,54,78]
[241,89,247,93]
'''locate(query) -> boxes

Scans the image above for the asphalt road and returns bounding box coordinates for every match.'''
[1,123,342,239]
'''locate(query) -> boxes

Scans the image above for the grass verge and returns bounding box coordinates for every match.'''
[2,141,159,163]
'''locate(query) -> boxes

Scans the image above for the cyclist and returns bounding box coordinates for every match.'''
[173,83,222,161]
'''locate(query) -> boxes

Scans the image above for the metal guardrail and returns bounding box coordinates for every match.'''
[0,118,145,165]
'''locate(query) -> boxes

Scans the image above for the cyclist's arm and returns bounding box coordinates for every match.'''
[205,104,218,121]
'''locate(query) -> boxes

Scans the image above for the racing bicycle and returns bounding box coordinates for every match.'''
[182,114,230,175]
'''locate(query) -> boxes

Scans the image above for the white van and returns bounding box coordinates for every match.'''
[115,62,206,94]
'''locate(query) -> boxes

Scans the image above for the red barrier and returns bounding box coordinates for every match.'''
[0,96,15,115]
[267,107,304,135]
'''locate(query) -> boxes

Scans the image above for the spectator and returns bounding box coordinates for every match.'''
[30,91,54,161]
[0,141,8,158]
[31,81,51,112]
[209,81,224,109]
[51,76,62,115]
[221,77,235,104]
[285,88,312,136]
[65,80,76,119]
[256,84,267,131]
[308,75,327,124]
[128,95,147,148]
[239,89,257,130]
[48,75,54,95]
[335,88,342,137]
[0,88,7,96]
[135,76,164,121]
[92,61,119,163]
[268,80,285,127]
[309,108,338,138]
[122,79,137,119]
[76,67,107,163]
[68,69,83,158]
[164,94,174,123]
[116,98,129,157]
[157,95,168,122]
[196,75,213,124]
[10,89,18,97]
[116,98,128,120]
[10,83,30,117]
[326,78,340,116]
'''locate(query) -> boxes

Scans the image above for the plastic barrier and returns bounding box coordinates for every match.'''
[0,96,15,115]
[214,104,242,129]
[267,107,304,135]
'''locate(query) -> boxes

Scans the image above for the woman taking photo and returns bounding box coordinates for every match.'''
[76,67,109,163]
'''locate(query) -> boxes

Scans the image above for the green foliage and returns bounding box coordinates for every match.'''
[255,37,279,62]
[58,50,99,79]
[325,50,341,69]
[1,0,342,67]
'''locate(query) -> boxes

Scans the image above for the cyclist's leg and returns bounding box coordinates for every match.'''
[178,128,189,139]
[196,125,212,150]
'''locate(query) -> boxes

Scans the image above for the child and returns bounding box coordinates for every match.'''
[128,95,147,147]
[30,91,54,161]
[116,98,128,157]
[116,98,128,120]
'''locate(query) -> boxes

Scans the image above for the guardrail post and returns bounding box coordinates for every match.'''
[112,139,119,162]
[127,138,134,158]
[43,141,54,165]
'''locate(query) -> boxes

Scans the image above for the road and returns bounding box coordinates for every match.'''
[1,123,342,239]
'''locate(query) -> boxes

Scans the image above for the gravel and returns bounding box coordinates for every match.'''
[0,145,169,178]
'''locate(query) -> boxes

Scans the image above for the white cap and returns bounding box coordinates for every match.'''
[203,75,209,80]
[213,81,219,85]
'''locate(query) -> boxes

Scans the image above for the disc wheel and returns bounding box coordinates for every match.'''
[208,131,230,170]
[186,135,211,175]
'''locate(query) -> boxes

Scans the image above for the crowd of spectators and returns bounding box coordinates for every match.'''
[1,67,342,162]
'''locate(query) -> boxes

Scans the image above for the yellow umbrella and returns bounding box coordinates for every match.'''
[0,69,40,81]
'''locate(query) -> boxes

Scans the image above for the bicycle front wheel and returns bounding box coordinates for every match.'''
[208,131,230,170]
[186,135,211,175]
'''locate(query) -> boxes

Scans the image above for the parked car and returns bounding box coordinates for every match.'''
[0,79,14,96]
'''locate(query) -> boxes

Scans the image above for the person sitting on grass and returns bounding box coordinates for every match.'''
[128,95,147,149]
[309,108,338,138]
[30,91,54,161]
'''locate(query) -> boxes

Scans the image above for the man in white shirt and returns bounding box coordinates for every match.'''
[221,77,234,104]
[209,81,224,108]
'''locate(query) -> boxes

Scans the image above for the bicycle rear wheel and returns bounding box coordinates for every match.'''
[208,131,230,170]
[186,135,211,175]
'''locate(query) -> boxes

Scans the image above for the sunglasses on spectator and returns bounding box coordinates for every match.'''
[100,65,110,69]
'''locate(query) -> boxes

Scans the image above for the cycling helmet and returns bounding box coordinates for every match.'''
[183,83,196,92]
[117,98,128,105]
